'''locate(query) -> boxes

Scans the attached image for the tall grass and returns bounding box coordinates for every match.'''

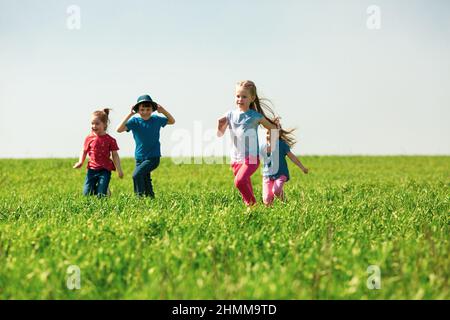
[0,156,448,299]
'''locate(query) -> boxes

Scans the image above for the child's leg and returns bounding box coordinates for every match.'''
[143,173,152,197]
[83,169,98,196]
[133,158,160,196]
[143,158,160,197]
[133,160,148,196]
[96,170,112,197]
[231,162,242,177]
[232,160,259,206]
[262,177,275,205]
[273,175,288,201]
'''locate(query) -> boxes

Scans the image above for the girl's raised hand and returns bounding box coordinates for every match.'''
[218,117,227,127]
[217,116,228,137]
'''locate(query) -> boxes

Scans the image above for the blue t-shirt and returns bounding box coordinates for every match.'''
[126,115,168,160]
[261,139,291,181]
[226,109,263,162]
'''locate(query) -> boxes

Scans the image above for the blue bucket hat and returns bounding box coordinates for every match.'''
[134,94,157,112]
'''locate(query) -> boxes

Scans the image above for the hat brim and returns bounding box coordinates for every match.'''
[133,101,157,112]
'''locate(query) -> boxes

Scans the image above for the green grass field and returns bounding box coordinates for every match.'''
[0,156,448,299]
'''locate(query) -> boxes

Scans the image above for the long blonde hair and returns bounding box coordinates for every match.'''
[236,80,297,148]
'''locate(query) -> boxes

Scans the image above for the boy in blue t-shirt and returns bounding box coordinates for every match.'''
[261,128,308,205]
[117,94,175,197]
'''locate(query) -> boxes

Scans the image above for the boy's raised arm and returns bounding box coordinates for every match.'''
[156,105,175,125]
[117,107,135,133]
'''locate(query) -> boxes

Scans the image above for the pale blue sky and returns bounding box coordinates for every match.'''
[1,0,449,158]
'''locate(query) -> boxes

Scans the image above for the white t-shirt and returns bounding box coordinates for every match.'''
[226,109,263,163]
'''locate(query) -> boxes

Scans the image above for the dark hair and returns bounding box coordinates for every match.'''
[237,80,297,148]
[133,101,157,113]
[92,108,111,130]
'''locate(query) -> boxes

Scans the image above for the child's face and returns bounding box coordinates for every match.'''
[138,105,153,120]
[91,116,106,135]
[235,87,254,109]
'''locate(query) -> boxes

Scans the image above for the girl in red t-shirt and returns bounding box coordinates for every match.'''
[73,108,123,196]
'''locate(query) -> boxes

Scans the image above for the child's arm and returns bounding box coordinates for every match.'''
[116,106,135,133]
[260,117,278,130]
[111,151,124,178]
[73,149,87,169]
[217,116,228,137]
[156,105,176,125]
[287,151,309,174]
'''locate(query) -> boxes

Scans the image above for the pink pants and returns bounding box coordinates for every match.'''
[231,158,260,206]
[263,175,287,205]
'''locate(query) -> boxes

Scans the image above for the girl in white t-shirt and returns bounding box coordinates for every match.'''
[217,80,278,206]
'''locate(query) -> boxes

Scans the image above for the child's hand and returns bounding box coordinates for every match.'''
[217,117,228,137]
[118,170,124,179]
[156,104,165,113]
[274,117,282,129]
[302,167,309,174]
[130,105,136,114]
[218,117,227,126]
[73,162,83,169]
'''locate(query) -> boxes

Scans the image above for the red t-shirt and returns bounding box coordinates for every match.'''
[83,133,119,171]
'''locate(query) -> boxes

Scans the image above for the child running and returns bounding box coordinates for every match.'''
[116,94,175,197]
[217,80,278,206]
[73,108,123,196]
[261,124,308,206]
